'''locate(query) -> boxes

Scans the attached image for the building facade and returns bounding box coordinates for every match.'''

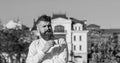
[51,14,88,63]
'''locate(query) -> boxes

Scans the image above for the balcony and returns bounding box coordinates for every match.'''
[53,30,67,34]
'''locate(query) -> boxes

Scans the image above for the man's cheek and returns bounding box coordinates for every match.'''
[41,29,45,33]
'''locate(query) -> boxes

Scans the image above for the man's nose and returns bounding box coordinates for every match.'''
[45,27,47,30]
[45,26,49,30]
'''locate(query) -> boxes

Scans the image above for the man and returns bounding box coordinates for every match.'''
[26,15,68,63]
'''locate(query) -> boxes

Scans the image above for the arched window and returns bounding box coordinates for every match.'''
[54,25,64,32]
[74,35,76,41]
[75,26,77,30]
[74,45,76,51]
[79,45,82,51]
[79,35,82,41]
[79,27,81,30]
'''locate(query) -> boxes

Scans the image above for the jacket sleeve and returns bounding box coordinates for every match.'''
[53,39,68,63]
[26,41,45,63]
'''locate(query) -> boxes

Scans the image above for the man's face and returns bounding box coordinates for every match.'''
[37,21,53,40]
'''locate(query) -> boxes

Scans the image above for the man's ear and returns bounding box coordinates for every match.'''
[37,27,40,33]
[36,27,41,38]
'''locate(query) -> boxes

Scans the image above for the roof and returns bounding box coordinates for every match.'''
[52,14,68,19]
[87,24,100,27]
[101,29,120,33]
[70,17,87,24]
[89,29,120,34]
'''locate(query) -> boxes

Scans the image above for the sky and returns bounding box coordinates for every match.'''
[0,0,120,29]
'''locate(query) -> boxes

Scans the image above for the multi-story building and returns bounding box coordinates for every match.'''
[5,20,22,29]
[51,14,88,63]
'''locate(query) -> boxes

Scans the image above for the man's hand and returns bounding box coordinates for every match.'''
[42,40,54,54]
[59,38,66,46]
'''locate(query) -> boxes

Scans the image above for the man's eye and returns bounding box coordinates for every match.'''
[48,25,51,27]
[43,26,46,27]
[43,25,51,28]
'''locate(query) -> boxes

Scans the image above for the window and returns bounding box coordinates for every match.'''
[79,45,82,51]
[79,36,82,41]
[74,45,76,51]
[79,27,81,30]
[75,26,77,30]
[54,25,64,32]
[74,36,76,41]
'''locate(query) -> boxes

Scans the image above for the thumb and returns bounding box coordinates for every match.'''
[59,38,66,45]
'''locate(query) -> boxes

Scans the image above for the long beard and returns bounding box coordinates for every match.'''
[40,31,54,41]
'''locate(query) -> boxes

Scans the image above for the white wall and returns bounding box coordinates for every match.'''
[72,28,88,63]
[52,18,72,61]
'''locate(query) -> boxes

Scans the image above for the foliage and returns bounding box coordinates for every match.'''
[0,29,31,52]
[88,30,120,63]
[0,26,35,63]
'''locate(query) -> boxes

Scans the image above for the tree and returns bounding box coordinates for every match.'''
[0,27,35,63]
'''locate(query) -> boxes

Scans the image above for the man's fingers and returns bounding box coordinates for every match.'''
[48,40,54,46]
[59,38,66,44]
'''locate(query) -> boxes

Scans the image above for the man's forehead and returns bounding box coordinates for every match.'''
[37,21,50,26]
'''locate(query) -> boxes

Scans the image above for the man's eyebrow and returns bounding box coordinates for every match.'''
[48,24,51,26]
[43,25,47,27]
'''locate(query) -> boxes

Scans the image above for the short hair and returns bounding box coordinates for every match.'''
[36,15,51,25]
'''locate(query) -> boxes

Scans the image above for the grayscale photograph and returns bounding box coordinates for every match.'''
[0,0,120,63]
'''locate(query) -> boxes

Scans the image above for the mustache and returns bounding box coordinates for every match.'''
[41,30,54,40]
[44,30,52,34]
